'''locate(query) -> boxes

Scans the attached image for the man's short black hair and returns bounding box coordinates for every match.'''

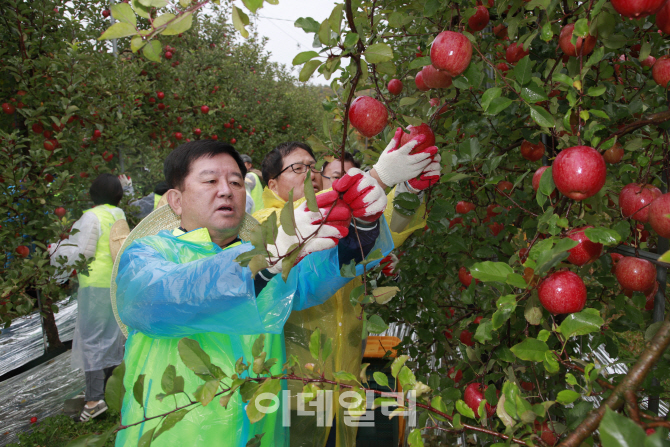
[322,152,361,172]
[261,142,315,185]
[164,140,247,190]
[154,181,169,195]
[90,173,123,206]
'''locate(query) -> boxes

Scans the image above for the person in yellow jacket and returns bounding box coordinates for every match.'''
[241,154,264,213]
[49,173,128,422]
[254,132,442,447]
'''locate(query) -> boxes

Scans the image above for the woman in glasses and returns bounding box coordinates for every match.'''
[320,152,360,191]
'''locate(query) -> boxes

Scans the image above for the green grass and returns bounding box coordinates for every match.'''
[6,412,119,447]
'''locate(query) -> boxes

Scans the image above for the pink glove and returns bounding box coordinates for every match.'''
[408,152,442,191]
[380,253,399,277]
[333,168,388,222]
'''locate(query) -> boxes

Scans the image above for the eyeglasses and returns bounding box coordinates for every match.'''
[274,162,320,179]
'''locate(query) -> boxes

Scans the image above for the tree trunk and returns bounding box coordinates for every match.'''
[41,295,63,351]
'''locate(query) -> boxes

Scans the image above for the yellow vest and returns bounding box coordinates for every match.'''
[79,204,125,288]
[252,186,426,447]
[153,193,162,209]
[248,172,264,213]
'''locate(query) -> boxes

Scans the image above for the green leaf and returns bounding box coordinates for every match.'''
[521,83,549,103]
[510,338,549,362]
[248,254,269,278]
[153,409,190,440]
[309,328,321,360]
[398,366,416,390]
[506,273,527,288]
[474,320,493,343]
[481,87,502,111]
[98,22,137,40]
[456,399,477,419]
[340,259,357,277]
[558,309,604,339]
[487,97,513,115]
[539,167,555,196]
[193,379,220,406]
[556,390,581,405]
[279,190,295,236]
[130,36,145,53]
[131,0,151,19]
[293,51,319,66]
[105,362,126,413]
[178,338,224,380]
[142,40,162,62]
[529,105,555,127]
[138,0,167,6]
[247,379,281,423]
[372,286,400,304]
[583,228,621,246]
[328,4,344,33]
[322,337,333,361]
[391,355,409,378]
[470,261,514,283]
[408,56,431,69]
[133,374,145,407]
[299,60,322,82]
[232,6,250,38]
[599,407,647,447]
[303,171,318,212]
[514,56,533,85]
[492,295,517,330]
[407,428,425,446]
[333,371,359,383]
[162,12,193,36]
[153,13,176,29]
[343,32,359,48]
[587,85,607,97]
[544,350,560,373]
[161,365,177,394]
[252,333,265,358]
[318,19,331,45]
[111,3,137,26]
[553,72,573,86]
[367,314,388,334]
[364,43,394,64]
[373,371,390,389]
[295,17,320,33]
[138,427,155,447]
[242,0,264,13]
[240,381,262,402]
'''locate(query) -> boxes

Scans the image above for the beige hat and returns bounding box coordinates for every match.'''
[110,204,259,337]
[109,219,130,262]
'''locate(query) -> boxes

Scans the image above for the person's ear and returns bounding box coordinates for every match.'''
[165,189,183,216]
[268,177,279,195]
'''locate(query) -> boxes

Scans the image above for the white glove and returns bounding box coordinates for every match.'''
[407,152,442,192]
[334,168,388,222]
[118,174,132,188]
[372,127,436,187]
[266,198,351,274]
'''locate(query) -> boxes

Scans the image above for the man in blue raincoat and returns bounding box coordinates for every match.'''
[113,140,393,447]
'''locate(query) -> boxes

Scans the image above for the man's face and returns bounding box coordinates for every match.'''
[170,153,246,243]
[321,160,355,191]
[244,161,252,171]
[268,148,320,201]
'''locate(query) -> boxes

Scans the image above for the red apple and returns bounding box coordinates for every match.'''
[652,55,670,88]
[421,65,453,89]
[30,416,38,424]
[156,91,165,100]
[194,128,202,136]
[388,79,403,95]
[2,103,16,114]
[552,146,606,200]
[610,0,665,17]
[230,138,237,144]
[496,180,513,196]
[459,266,477,287]
[201,105,210,114]
[414,71,430,91]
[43,140,56,151]
[165,51,173,59]
[430,31,473,77]
[93,129,102,139]
[534,421,558,445]
[603,142,624,164]
[649,193,670,237]
[506,42,529,64]
[615,257,656,292]
[642,56,656,68]
[656,1,670,34]
[348,96,388,138]
[473,316,483,324]
[448,366,463,382]
[619,183,662,222]
[175,132,183,140]
[493,24,508,39]
[460,329,475,346]
[486,203,501,217]
[532,166,550,192]
[399,123,435,154]
[559,24,597,57]
[538,271,587,314]
[488,221,504,236]
[456,201,477,214]
[610,253,624,274]
[468,6,490,31]
[444,328,453,339]
[55,207,66,218]
[45,174,54,182]
[566,226,603,266]
[496,62,510,72]
[520,140,545,161]
[15,245,30,258]
[32,123,44,134]
[521,381,534,391]
[464,383,496,417]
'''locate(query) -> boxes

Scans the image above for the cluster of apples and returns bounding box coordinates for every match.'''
[348,30,472,138]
